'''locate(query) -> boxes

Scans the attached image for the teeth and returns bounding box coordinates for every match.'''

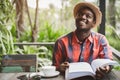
[79,21,85,25]
[80,20,86,22]
[80,21,85,23]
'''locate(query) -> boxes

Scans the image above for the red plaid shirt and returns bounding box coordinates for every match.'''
[52,30,113,70]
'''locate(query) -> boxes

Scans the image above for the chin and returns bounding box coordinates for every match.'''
[77,27,90,32]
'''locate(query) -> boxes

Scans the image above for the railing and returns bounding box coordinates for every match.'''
[14,42,120,60]
[14,42,55,47]
[110,46,120,61]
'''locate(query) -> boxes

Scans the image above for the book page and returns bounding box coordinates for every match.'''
[65,62,95,80]
[91,59,118,72]
[69,62,94,73]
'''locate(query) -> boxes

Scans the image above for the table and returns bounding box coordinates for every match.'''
[0,70,120,80]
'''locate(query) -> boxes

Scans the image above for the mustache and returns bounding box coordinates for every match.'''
[76,18,87,23]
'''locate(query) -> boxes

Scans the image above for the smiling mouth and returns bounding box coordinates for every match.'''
[79,21,86,26]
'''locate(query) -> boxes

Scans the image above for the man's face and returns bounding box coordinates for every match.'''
[75,7,95,31]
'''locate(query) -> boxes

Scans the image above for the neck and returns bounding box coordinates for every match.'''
[75,29,91,42]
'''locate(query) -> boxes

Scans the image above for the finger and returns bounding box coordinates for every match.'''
[99,66,110,74]
[96,70,103,79]
[64,62,69,68]
[96,68,105,75]
[96,68,105,78]
[105,66,110,70]
[99,67,106,73]
[60,64,66,71]
[104,66,110,73]
[64,62,69,65]
[60,62,69,72]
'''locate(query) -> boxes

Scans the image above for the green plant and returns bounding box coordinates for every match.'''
[114,66,120,70]
[106,25,120,51]
[38,21,68,42]
[0,0,15,55]
[0,0,14,23]
[14,45,40,54]
[0,25,14,54]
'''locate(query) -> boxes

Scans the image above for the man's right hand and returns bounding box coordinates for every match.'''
[59,62,69,72]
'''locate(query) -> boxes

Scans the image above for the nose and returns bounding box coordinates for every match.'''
[81,14,86,19]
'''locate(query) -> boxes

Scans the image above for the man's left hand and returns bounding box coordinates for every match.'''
[95,65,112,79]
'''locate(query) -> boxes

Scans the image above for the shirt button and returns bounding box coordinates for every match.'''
[81,57,83,59]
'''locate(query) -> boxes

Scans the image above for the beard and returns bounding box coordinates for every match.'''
[76,26,91,32]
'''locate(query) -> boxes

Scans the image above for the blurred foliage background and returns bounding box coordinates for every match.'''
[0,0,120,67]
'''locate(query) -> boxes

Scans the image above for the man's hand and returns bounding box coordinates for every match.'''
[95,65,112,79]
[59,62,69,72]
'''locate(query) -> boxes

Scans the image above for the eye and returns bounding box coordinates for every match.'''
[76,12,86,18]
[86,14,94,19]
[78,13,83,17]
[76,13,82,18]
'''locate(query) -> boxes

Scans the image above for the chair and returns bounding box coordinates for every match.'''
[0,54,37,72]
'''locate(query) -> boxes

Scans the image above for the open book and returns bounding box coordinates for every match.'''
[65,59,118,80]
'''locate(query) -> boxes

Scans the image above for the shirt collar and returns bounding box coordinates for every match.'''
[72,30,93,45]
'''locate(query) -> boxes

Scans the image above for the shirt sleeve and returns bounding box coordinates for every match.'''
[99,36,113,59]
[52,40,66,70]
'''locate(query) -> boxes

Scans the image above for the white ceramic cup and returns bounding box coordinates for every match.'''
[41,66,56,76]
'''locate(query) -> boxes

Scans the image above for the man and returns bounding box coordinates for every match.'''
[52,2,113,79]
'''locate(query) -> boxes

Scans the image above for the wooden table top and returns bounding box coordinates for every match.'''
[0,70,120,80]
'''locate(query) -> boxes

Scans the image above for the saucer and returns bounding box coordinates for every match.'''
[39,71,60,78]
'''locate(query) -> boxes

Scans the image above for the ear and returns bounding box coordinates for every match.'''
[92,21,96,28]
[93,20,96,24]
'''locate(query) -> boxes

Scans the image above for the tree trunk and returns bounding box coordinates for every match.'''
[25,0,33,30]
[16,0,25,39]
[108,0,116,28]
[98,0,106,35]
[32,0,39,42]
